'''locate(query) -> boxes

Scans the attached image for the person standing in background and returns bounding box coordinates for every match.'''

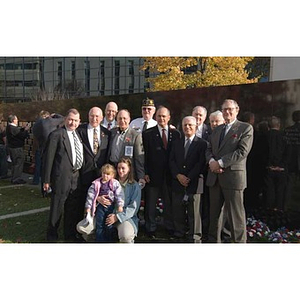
[6,114,30,184]
[0,116,8,179]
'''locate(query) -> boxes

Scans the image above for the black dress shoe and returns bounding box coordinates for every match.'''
[12,179,26,185]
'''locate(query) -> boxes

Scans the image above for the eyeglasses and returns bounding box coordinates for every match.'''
[222,107,236,112]
[142,107,152,111]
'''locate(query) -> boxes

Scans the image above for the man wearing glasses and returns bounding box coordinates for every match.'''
[130,98,157,132]
[206,99,253,243]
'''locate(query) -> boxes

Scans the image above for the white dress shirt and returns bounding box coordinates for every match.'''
[87,124,101,151]
[67,129,83,167]
[130,117,157,132]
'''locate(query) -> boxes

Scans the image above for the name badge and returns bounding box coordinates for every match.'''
[125,146,134,157]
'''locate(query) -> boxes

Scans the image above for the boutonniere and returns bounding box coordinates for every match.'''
[101,132,105,138]
[232,134,238,138]
[125,137,131,143]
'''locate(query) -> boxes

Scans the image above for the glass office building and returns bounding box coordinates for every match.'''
[0,57,150,103]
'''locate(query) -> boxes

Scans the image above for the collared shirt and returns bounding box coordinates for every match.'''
[157,125,169,139]
[87,124,101,151]
[217,119,237,168]
[130,117,157,132]
[66,129,83,167]
[224,119,236,136]
[102,118,116,130]
[185,134,195,146]
[196,123,203,138]
[110,127,129,163]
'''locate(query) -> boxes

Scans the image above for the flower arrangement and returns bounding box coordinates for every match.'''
[247,216,300,243]
[247,216,271,242]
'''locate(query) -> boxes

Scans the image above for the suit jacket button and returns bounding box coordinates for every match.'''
[183,165,186,169]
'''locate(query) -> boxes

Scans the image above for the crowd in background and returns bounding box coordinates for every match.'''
[0,99,299,243]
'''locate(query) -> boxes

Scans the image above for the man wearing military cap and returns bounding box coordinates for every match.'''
[130,97,157,132]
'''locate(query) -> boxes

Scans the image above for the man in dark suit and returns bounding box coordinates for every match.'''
[206,99,253,243]
[42,108,84,242]
[6,114,30,184]
[108,109,145,185]
[77,107,111,221]
[169,116,207,242]
[142,106,181,238]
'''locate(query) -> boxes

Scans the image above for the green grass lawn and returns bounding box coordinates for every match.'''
[0,181,52,243]
[0,211,49,243]
[0,185,49,216]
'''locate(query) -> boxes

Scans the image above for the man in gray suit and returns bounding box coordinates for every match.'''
[108,109,145,187]
[206,99,253,243]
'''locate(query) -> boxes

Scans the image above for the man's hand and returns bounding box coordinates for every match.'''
[209,160,221,173]
[176,174,190,187]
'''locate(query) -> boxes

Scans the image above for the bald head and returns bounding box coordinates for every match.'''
[88,107,103,128]
[105,102,118,122]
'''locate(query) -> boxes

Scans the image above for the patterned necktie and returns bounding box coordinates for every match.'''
[93,128,99,155]
[72,131,83,170]
[107,123,112,130]
[184,138,191,159]
[162,128,168,149]
[142,121,148,132]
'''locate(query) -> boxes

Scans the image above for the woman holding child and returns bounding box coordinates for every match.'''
[85,157,141,243]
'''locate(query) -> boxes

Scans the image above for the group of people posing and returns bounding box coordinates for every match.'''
[3,98,258,243]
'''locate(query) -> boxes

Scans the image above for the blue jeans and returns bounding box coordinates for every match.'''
[95,203,114,242]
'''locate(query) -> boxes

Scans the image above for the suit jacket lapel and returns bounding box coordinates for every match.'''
[218,120,239,150]
[82,125,94,156]
[62,127,73,166]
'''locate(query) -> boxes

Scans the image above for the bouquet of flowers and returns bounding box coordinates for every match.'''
[268,227,300,243]
[246,216,271,242]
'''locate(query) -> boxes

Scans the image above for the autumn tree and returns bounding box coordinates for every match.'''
[141,57,262,92]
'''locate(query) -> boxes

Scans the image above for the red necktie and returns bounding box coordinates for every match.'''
[162,128,168,149]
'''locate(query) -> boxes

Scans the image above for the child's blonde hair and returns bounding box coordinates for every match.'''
[101,164,117,178]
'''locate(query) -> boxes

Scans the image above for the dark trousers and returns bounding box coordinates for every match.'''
[47,172,81,241]
[144,181,173,233]
[264,169,287,210]
[33,149,41,185]
[8,147,24,182]
[0,145,8,178]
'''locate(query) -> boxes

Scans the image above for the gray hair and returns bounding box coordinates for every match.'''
[182,116,197,126]
[192,106,207,115]
[209,110,223,119]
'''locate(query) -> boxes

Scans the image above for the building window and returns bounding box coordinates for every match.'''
[99,60,105,95]
[114,60,120,94]
[71,60,76,80]
[85,59,90,96]
[57,61,62,88]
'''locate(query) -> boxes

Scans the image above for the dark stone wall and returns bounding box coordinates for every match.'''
[1,78,299,128]
[2,78,300,166]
